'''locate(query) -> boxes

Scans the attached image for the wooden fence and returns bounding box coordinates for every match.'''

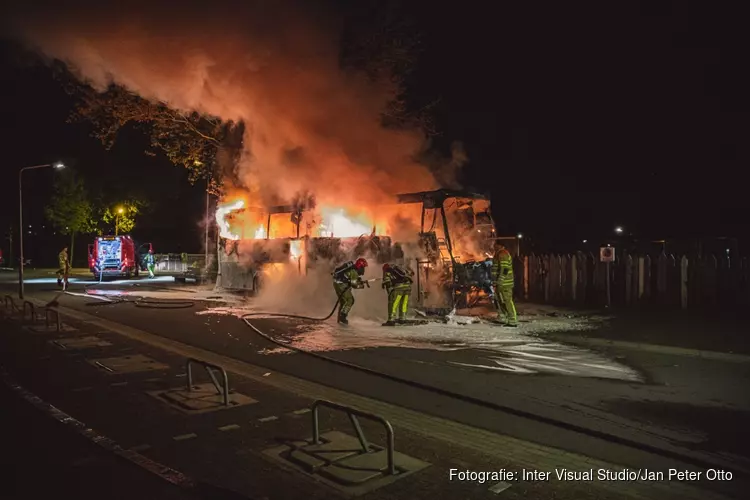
[515,253,750,309]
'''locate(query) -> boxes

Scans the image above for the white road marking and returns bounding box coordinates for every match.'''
[218,424,241,431]
[173,433,197,441]
[175,373,187,377]
[489,481,512,494]
[258,416,278,423]
[292,408,311,415]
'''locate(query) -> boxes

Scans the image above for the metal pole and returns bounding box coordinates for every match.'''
[205,183,209,271]
[605,261,611,308]
[18,168,24,299]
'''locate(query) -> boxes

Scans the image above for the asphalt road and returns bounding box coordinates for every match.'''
[2,274,749,498]
[1,301,676,500]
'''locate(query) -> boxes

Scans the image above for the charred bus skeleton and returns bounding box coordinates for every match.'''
[216,189,503,309]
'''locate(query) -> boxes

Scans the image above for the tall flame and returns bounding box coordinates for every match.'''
[215,199,244,240]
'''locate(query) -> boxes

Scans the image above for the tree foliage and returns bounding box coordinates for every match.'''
[44,171,97,264]
[101,200,146,235]
[55,66,228,195]
[44,171,97,237]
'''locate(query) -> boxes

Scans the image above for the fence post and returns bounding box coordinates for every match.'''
[637,256,645,301]
[680,255,689,309]
[570,254,577,303]
[657,252,667,303]
[643,255,652,300]
[523,255,529,300]
[625,255,633,305]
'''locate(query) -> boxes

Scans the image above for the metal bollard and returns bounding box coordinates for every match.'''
[45,308,61,332]
[23,301,35,323]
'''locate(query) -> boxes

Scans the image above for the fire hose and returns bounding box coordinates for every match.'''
[76,283,195,309]
[239,285,744,477]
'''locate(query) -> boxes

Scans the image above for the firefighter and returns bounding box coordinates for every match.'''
[332,258,368,325]
[491,240,518,326]
[56,246,70,290]
[382,263,414,326]
[144,249,156,278]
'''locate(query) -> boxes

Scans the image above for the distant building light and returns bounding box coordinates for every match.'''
[582,239,588,243]
[517,233,523,239]
[614,226,624,234]
[726,248,730,254]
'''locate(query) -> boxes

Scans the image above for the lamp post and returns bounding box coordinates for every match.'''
[19,162,65,299]
[115,207,124,235]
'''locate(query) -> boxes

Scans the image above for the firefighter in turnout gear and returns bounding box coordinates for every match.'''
[56,246,70,290]
[332,258,368,324]
[382,263,414,326]
[144,249,156,278]
[491,241,518,326]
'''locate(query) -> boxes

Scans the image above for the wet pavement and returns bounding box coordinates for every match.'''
[2,277,749,498]
[1,303,717,500]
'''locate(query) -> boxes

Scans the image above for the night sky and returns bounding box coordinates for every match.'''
[1,1,747,266]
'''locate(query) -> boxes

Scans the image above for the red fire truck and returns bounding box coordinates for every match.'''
[88,235,151,279]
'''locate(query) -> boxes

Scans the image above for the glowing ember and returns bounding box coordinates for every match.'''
[216,199,244,240]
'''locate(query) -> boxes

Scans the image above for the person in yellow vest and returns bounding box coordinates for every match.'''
[56,246,70,290]
[491,241,517,326]
[381,263,414,326]
[332,258,368,325]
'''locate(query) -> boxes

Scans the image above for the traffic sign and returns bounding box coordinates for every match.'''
[600,247,615,262]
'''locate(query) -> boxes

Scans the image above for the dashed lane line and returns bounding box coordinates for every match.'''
[490,482,512,494]
[291,408,311,415]
[1,369,195,488]
[218,424,241,432]
[258,416,278,423]
[173,433,198,441]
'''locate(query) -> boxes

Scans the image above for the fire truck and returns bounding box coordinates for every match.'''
[217,189,509,310]
[88,235,152,279]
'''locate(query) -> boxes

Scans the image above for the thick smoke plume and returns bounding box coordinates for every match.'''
[4,0,453,208]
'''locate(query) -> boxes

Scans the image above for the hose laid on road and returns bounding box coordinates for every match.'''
[240,294,744,477]
[76,283,195,309]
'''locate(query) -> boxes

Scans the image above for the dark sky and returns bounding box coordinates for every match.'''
[1,0,748,264]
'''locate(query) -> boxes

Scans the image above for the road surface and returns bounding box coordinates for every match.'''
[1,271,748,499]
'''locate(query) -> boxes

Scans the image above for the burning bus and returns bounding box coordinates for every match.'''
[215,189,503,309]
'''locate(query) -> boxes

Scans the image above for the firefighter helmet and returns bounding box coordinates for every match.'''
[382,263,391,271]
[355,258,368,269]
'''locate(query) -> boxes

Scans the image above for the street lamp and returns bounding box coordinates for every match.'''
[19,162,65,299]
[115,206,124,235]
[614,226,624,234]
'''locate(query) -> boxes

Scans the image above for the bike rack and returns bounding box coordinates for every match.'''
[45,308,61,332]
[3,295,15,313]
[23,301,35,322]
[185,358,229,406]
[311,400,396,475]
